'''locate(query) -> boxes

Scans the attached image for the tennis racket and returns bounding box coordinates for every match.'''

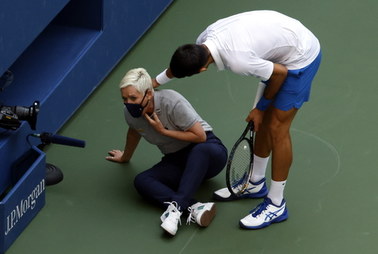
[226,121,255,197]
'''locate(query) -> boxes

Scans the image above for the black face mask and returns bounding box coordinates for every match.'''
[124,92,148,118]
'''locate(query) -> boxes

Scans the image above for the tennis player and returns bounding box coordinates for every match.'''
[152,10,322,229]
[106,68,227,236]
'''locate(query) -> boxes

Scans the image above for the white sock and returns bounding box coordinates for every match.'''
[267,180,286,206]
[250,155,269,183]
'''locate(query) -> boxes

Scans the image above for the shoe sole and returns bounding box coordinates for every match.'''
[198,203,216,227]
[161,221,177,236]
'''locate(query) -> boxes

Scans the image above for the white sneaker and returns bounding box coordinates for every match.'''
[239,198,288,229]
[187,202,216,227]
[160,201,182,235]
[213,178,268,201]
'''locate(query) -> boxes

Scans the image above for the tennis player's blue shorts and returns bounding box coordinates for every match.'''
[272,50,322,111]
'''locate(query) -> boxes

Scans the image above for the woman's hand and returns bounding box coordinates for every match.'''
[144,112,166,134]
[106,149,129,163]
[145,113,206,143]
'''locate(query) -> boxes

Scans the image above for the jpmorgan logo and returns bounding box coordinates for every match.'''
[4,179,45,236]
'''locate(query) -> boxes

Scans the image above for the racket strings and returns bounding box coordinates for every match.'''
[229,139,252,192]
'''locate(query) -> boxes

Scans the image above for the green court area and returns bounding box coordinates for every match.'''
[7,0,378,253]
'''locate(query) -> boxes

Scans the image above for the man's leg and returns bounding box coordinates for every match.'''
[269,107,298,181]
[254,106,273,158]
[239,106,297,229]
[254,106,297,180]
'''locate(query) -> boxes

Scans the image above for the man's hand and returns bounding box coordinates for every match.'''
[106,149,129,163]
[246,108,264,132]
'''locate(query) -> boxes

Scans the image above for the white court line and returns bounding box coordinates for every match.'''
[292,128,341,186]
[224,74,238,105]
[178,228,199,254]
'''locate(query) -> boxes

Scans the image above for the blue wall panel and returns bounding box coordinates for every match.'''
[1,0,173,194]
[0,0,173,252]
[0,0,70,75]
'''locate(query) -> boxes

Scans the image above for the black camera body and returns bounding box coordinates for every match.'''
[0,101,39,130]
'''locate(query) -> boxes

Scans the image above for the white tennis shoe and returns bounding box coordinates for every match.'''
[213,178,268,201]
[239,198,288,229]
[160,201,182,235]
[187,202,216,227]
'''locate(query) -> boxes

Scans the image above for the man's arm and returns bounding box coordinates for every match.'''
[246,63,288,131]
[106,127,141,163]
[262,63,288,100]
[152,68,174,88]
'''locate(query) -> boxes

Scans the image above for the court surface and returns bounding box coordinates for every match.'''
[7,0,378,253]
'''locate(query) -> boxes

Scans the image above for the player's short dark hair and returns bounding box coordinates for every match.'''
[169,44,208,78]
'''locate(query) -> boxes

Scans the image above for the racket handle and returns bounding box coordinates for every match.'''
[248,121,254,131]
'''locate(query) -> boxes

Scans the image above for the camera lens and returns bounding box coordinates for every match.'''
[12,101,39,129]
[12,106,31,118]
[0,101,39,130]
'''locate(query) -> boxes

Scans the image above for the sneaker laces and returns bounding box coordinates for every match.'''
[163,201,182,225]
[186,203,200,225]
[250,199,270,218]
[186,207,195,225]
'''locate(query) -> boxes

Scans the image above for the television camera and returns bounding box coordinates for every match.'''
[0,101,39,130]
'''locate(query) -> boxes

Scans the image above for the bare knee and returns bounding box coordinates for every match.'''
[267,108,297,143]
[267,121,290,144]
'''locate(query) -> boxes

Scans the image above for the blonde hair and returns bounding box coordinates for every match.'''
[119,68,152,93]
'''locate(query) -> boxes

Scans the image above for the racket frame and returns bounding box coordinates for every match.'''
[226,121,255,197]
